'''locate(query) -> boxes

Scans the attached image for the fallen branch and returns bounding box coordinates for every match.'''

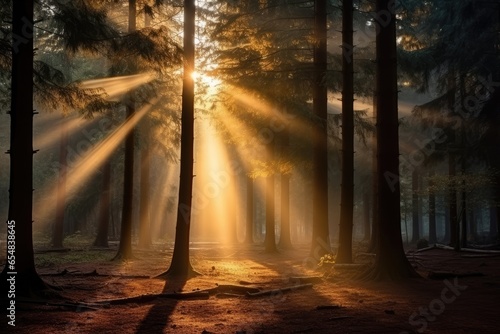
[41,269,149,279]
[94,291,210,305]
[197,284,260,295]
[215,293,242,299]
[435,244,500,254]
[16,298,100,311]
[246,283,313,298]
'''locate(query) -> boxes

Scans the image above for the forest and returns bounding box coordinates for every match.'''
[0,0,499,333]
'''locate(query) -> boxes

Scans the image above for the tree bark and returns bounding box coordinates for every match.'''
[94,158,111,248]
[264,136,277,252]
[368,96,378,253]
[138,122,152,248]
[362,0,418,280]
[114,0,137,261]
[310,0,331,258]
[411,169,420,243]
[337,0,354,264]
[244,175,254,244]
[0,0,49,298]
[363,191,370,241]
[160,0,197,278]
[278,126,293,249]
[428,170,437,244]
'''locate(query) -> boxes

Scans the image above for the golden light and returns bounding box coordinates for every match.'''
[33,99,158,226]
[80,73,155,101]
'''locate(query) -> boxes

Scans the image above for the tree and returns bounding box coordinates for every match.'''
[428,170,437,244]
[411,169,420,243]
[0,0,49,298]
[114,0,137,261]
[94,157,112,248]
[278,126,293,249]
[159,0,197,278]
[244,175,254,244]
[264,135,277,252]
[336,0,355,264]
[362,0,419,280]
[310,0,331,258]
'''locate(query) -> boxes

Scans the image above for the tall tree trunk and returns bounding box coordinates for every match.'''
[337,0,354,264]
[114,0,137,261]
[363,191,370,241]
[160,0,197,277]
[310,0,331,258]
[363,0,418,280]
[244,175,254,244]
[368,96,378,253]
[138,122,152,248]
[264,136,277,252]
[278,126,293,249]
[94,158,111,248]
[447,69,459,250]
[411,169,420,243]
[138,8,152,249]
[1,0,48,297]
[428,170,437,244]
[278,172,293,249]
[52,117,68,248]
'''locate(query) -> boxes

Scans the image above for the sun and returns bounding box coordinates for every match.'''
[191,70,222,90]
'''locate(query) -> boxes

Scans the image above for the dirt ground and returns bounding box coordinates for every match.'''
[1,242,499,334]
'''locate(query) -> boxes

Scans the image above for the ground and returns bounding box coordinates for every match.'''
[1,240,499,334]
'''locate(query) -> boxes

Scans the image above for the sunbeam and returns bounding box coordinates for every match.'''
[33,100,158,226]
[80,73,155,101]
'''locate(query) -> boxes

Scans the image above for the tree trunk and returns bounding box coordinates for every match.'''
[363,191,371,241]
[244,175,254,244]
[264,136,277,252]
[447,69,459,250]
[94,158,111,248]
[52,117,68,248]
[1,0,48,298]
[138,123,152,248]
[310,0,331,258]
[368,96,378,253]
[279,172,293,249]
[138,7,152,249]
[160,0,197,278]
[337,0,354,264]
[114,0,137,261]
[428,170,437,244]
[278,126,293,249]
[411,169,420,243]
[363,0,418,280]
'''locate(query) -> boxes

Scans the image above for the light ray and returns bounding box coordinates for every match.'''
[80,73,155,101]
[34,100,157,225]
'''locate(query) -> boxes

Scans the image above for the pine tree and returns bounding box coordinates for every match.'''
[158,0,198,278]
[362,0,419,280]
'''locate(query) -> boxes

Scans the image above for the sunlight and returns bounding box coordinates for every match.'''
[79,73,155,101]
[191,117,242,244]
[34,100,158,226]
[35,115,86,151]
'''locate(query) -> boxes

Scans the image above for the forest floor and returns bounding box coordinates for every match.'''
[1,239,500,334]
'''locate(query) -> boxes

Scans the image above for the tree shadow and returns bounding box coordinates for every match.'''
[135,275,188,333]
